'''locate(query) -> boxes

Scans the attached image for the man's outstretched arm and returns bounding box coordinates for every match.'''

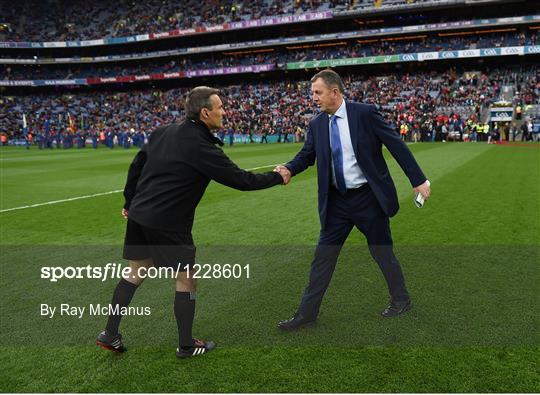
[198,143,284,190]
[275,123,316,182]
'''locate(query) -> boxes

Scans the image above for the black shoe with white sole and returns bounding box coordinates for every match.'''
[96,330,127,353]
[176,338,216,358]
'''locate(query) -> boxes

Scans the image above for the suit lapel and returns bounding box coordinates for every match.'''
[319,112,330,161]
[316,112,331,183]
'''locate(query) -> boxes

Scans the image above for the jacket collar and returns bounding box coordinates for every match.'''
[331,98,347,120]
[321,101,360,162]
[187,118,224,146]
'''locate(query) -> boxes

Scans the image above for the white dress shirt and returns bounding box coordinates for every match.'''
[329,99,367,189]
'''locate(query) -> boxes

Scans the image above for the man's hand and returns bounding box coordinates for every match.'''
[274,165,292,185]
[121,208,129,219]
[413,180,431,199]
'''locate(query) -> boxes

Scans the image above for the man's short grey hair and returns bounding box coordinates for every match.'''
[185,86,220,119]
[310,69,345,94]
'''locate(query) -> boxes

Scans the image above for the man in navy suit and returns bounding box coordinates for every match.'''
[276,69,431,330]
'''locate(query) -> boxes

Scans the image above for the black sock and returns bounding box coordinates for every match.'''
[174,291,196,349]
[105,278,138,335]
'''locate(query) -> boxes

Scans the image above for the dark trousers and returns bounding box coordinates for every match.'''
[298,184,409,318]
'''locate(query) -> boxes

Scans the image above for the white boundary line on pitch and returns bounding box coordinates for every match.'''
[0,163,282,213]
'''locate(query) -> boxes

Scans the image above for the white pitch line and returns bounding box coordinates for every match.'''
[0,163,282,213]
[0,190,124,213]
[246,163,280,171]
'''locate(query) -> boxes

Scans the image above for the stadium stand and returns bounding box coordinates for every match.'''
[1,0,539,145]
[1,66,537,143]
[2,30,538,80]
[0,0,456,42]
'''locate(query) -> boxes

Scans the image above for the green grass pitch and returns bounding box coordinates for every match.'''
[1,142,539,392]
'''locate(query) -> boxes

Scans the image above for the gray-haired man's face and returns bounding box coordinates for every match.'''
[311,78,342,115]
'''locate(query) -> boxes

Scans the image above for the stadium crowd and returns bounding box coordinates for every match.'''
[0,0,456,43]
[0,0,366,42]
[1,66,538,146]
[1,31,537,81]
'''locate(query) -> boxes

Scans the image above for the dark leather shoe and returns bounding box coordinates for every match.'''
[278,313,316,330]
[381,299,412,317]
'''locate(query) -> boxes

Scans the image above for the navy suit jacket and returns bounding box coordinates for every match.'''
[286,101,426,228]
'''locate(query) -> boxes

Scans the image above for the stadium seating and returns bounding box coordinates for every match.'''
[1,0,538,144]
[0,0,452,42]
[1,66,537,142]
[1,30,537,81]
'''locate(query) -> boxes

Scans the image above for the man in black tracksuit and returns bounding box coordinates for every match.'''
[96,86,287,358]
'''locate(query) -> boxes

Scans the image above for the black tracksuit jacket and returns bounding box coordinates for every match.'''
[123,119,282,233]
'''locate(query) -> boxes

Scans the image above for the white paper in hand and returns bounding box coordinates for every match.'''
[414,180,430,208]
[414,192,425,208]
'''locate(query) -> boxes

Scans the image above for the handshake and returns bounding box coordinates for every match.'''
[273,165,292,185]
